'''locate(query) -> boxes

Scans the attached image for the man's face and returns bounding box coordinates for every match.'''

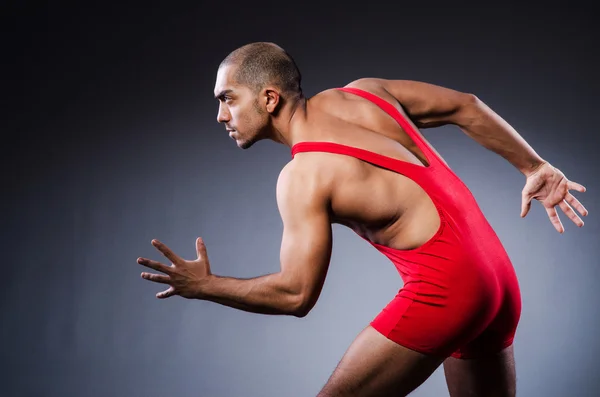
[214,65,267,149]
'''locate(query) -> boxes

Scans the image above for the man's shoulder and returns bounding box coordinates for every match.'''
[308,78,396,110]
[277,157,326,192]
[312,78,387,98]
[343,77,386,89]
[276,156,335,206]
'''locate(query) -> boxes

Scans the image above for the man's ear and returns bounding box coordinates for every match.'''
[264,88,281,114]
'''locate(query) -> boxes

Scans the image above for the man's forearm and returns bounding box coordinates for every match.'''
[459,96,546,176]
[196,273,304,316]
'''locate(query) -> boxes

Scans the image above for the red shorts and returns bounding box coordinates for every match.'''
[368,226,522,359]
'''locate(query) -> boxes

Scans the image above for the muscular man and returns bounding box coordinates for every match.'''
[136,42,588,396]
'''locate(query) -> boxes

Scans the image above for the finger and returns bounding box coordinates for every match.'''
[157,286,176,299]
[141,272,171,284]
[196,237,207,259]
[520,193,532,218]
[152,239,182,264]
[565,193,589,217]
[137,257,174,275]
[559,200,584,228]
[567,180,586,193]
[545,206,564,234]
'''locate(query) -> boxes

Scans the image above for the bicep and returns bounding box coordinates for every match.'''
[279,206,332,301]
[276,165,333,314]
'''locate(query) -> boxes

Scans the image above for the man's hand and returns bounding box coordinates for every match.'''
[521,162,588,233]
[137,238,212,299]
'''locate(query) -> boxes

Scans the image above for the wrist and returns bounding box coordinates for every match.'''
[521,158,548,178]
[194,274,216,300]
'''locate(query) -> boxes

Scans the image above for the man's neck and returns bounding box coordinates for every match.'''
[270,95,307,148]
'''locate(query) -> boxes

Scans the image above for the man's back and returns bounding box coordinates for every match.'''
[290,79,457,251]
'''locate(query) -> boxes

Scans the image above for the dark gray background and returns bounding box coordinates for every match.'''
[3,2,598,396]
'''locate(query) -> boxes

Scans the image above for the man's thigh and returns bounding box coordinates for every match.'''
[443,345,516,397]
[317,326,445,397]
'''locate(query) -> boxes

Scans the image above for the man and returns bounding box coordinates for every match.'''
[136,42,588,396]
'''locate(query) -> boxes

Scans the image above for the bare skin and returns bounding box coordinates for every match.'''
[444,345,517,397]
[137,46,588,396]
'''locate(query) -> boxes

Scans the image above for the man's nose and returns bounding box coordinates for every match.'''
[217,104,230,123]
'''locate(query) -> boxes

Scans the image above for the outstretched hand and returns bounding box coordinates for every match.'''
[521,162,588,233]
[137,238,212,299]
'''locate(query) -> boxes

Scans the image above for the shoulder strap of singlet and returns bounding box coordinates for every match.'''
[291,87,442,174]
[291,141,429,175]
[334,87,438,165]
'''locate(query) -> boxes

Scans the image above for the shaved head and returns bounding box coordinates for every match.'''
[219,42,302,96]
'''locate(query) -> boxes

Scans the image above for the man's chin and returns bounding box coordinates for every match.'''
[230,134,247,149]
[236,138,255,150]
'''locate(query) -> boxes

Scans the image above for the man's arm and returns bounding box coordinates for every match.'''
[353,78,546,177]
[345,78,587,233]
[198,162,333,317]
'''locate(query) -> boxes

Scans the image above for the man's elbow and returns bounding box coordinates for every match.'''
[289,293,316,318]
[455,93,484,128]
